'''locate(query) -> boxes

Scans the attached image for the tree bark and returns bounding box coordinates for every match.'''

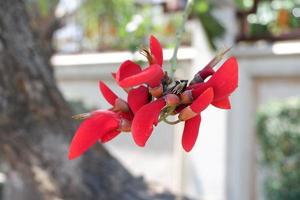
[0,0,180,199]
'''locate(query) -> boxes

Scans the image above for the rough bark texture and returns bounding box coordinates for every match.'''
[0,0,181,199]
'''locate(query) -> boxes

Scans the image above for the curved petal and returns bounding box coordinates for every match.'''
[190,87,214,113]
[182,115,201,152]
[206,57,238,101]
[190,83,208,98]
[132,98,166,147]
[150,35,163,66]
[128,86,149,114]
[100,130,121,143]
[116,60,142,83]
[99,81,118,106]
[191,67,215,84]
[199,67,215,80]
[118,64,164,88]
[68,111,119,160]
[211,97,231,109]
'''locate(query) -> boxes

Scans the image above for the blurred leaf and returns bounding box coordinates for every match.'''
[256,99,300,200]
[195,1,209,13]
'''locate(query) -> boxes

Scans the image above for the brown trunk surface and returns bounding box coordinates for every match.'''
[0,0,181,199]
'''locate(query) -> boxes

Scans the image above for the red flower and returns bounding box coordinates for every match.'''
[69,110,121,160]
[149,35,163,66]
[69,35,239,158]
[187,57,238,109]
[99,81,130,113]
[132,98,166,147]
[115,35,164,88]
[131,93,181,147]
[116,62,164,88]
[179,88,214,152]
[127,85,150,114]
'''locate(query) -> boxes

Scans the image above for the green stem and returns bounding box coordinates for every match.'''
[158,105,177,123]
[163,118,181,125]
[169,0,194,79]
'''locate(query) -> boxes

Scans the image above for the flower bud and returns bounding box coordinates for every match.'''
[149,84,163,98]
[164,94,180,106]
[178,106,197,121]
[180,90,193,104]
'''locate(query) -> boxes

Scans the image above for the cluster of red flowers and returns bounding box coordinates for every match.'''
[68,35,238,160]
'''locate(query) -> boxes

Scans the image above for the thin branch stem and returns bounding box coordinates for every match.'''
[163,118,181,125]
[169,0,194,79]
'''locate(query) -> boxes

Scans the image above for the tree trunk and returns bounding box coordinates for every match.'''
[0,0,179,199]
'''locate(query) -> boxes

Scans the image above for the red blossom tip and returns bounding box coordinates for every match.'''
[100,130,121,143]
[128,86,150,114]
[211,97,231,109]
[191,57,238,101]
[190,87,214,113]
[150,35,163,66]
[132,98,166,147]
[68,111,120,160]
[178,88,214,121]
[206,57,238,101]
[116,60,142,87]
[118,64,164,88]
[99,81,118,106]
[182,115,201,152]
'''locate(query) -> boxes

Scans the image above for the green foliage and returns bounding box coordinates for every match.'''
[256,99,300,200]
[245,0,300,37]
[78,0,145,51]
[234,0,254,10]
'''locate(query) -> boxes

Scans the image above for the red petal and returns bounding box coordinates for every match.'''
[132,98,166,147]
[190,87,214,113]
[191,57,238,101]
[182,115,201,152]
[199,67,215,80]
[150,35,163,66]
[175,104,187,114]
[68,111,119,160]
[99,81,118,106]
[191,83,208,98]
[119,64,164,88]
[116,60,142,83]
[206,57,238,101]
[128,86,149,114]
[100,130,121,143]
[211,97,231,109]
[111,73,116,80]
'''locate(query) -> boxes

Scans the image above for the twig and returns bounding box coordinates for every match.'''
[169,0,194,79]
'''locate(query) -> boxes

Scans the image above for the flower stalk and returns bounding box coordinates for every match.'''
[169,0,194,79]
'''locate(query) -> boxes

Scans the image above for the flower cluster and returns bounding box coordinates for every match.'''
[68,35,238,160]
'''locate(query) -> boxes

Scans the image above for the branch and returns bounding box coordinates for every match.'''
[169,0,194,79]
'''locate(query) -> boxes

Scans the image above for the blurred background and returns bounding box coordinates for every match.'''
[1,0,300,200]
